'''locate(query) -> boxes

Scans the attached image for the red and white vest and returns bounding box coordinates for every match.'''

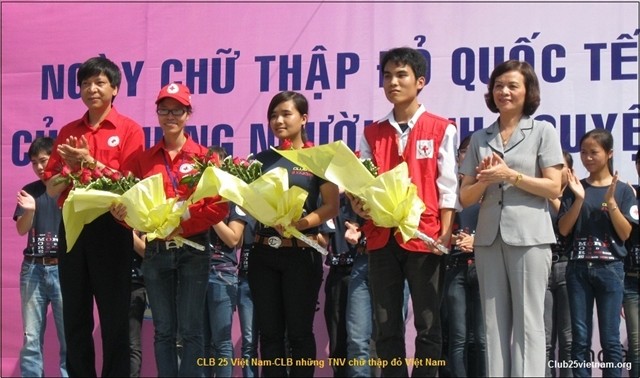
[362,111,452,252]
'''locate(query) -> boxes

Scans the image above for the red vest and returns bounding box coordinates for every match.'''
[362,111,452,252]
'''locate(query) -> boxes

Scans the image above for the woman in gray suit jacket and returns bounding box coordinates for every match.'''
[459,60,564,377]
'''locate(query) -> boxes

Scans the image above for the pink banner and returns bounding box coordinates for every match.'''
[2,2,637,376]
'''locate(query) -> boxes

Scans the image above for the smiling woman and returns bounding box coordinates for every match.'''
[249,91,339,377]
[113,82,230,377]
[459,60,564,377]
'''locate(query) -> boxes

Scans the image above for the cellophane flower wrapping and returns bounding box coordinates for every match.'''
[274,141,428,244]
[60,165,140,252]
[63,173,209,252]
[191,165,327,254]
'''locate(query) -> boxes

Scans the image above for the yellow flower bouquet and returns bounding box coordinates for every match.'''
[275,141,448,254]
[62,173,206,252]
[191,165,328,255]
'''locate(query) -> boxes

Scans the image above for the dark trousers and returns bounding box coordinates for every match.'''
[544,260,572,377]
[129,285,146,378]
[368,237,444,377]
[324,265,352,377]
[58,213,132,377]
[248,244,323,377]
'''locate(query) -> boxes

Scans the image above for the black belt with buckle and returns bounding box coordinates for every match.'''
[163,240,180,250]
[255,235,314,249]
[24,256,59,265]
[329,254,354,266]
[156,232,208,251]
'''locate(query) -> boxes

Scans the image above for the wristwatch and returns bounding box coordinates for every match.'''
[513,172,523,186]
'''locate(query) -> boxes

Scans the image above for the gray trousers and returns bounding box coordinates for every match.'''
[475,233,551,377]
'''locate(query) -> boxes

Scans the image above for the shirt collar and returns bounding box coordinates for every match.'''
[80,106,119,129]
[147,133,200,157]
[380,104,426,133]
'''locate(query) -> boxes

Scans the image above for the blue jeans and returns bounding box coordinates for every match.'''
[204,269,238,377]
[566,260,625,377]
[19,260,68,378]
[623,274,639,378]
[237,273,259,378]
[444,262,486,377]
[544,260,572,377]
[346,254,373,377]
[142,241,210,377]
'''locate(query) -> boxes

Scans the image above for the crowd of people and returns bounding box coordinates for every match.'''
[13,49,638,378]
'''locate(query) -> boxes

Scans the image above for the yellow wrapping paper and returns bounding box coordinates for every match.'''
[275,141,439,247]
[118,174,188,244]
[62,188,120,252]
[62,174,202,252]
[195,165,328,254]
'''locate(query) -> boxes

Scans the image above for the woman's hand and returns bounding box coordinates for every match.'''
[166,226,184,240]
[476,152,513,184]
[456,232,475,252]
[604,171,619,207]
[566,169,585,200]
[109,202,128,221]
[273,224,286,236]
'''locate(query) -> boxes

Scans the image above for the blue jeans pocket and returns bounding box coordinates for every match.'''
[607,260,625,282]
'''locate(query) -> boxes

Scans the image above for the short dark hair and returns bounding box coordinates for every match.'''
[381,47,427,93]
[28,137,54,159]
[267,91,310,143]
[562,150,574,170]
[485,60,541,116]
[459,134,472,152]
[77,56,122,89]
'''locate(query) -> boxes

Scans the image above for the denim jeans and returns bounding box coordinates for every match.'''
[204,269,238,378]
[444,262,486,377]
[237,273,259,378]
[623,274,639,378]
[346,254,373,377]
[129,285,146,378]
[248,244,323,377]
[566,260,625,377]
[544,260,572,377]
[368,237,444,377]
[142,241,210,377]
[19,260,68,378]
